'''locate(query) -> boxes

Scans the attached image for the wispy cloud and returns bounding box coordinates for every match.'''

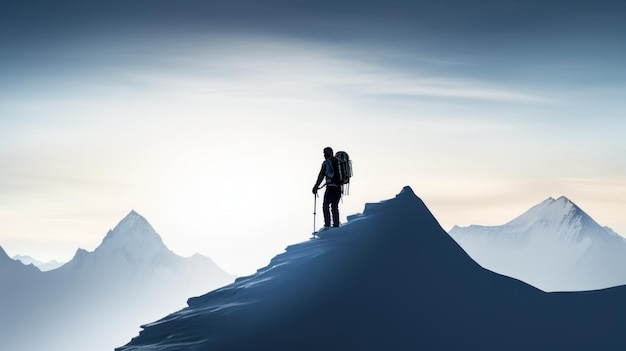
[115,37,553,104]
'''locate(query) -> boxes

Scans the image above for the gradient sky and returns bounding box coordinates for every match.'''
[2,0,626,275]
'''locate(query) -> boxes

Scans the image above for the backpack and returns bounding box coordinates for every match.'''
[334,151,352,194]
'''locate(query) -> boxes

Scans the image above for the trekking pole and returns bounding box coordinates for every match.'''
[313,194,317,234]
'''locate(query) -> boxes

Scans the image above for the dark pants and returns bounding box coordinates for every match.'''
[323,185,342,227]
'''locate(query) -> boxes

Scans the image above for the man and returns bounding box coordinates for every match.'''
[312,147,341,228]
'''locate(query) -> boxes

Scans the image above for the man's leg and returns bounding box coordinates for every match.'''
[329,186,341,227]
[322,189,332,227]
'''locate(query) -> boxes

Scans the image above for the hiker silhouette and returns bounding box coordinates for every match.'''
[313,147,341,228]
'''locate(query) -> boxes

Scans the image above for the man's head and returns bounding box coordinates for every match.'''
[323,147,333,160]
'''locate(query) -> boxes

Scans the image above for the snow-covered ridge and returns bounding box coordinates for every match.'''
[118,187,626,351]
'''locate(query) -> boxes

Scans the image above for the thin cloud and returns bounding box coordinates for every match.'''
[117,37,554,104]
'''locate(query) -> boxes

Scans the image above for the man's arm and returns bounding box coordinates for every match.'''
[312,163,326,194]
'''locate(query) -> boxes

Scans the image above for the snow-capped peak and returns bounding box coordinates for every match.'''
[94,210,170,261]
[448,195,626,291]
[485,195,622,244]
[450,195,621,255]
[505,196,586,232]
[110,210,153,235]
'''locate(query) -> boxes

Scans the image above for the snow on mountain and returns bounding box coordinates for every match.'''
[95,210,171,261]
[0,211,235,351]
[449,196,626,291]
[12,254,64,271]
[58,210,177,275]
[118,187,626,351]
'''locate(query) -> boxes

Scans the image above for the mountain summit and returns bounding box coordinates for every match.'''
[450,196,626,291]
[499,196,614,241]
[94,210,171,262]
[119,187,626,351]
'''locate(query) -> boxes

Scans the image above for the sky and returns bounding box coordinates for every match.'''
[1,0,626,276]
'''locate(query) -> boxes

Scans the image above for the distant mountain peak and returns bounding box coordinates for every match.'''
[70,248,90,261]
[109,210,157,237]
[553,196,576,207]
[94,210,170,261]
[539,195,574,207]
[449,195,626,291]
[12,255,65,271]
[451,195,615,245]
[507,195,583,228]
[540,195,572,204]
[116,210,145,226]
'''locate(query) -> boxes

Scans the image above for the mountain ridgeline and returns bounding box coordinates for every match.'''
[0,211,234,351]
[449,196,626,291]
[119,188,626,351]
[12,254,64,271]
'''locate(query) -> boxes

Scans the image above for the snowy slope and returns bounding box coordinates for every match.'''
[0,211,234,351]
[118,188,626,351]
[449,196,626,291]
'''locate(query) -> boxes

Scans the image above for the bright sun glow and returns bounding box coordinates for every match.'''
[165,156,282,232]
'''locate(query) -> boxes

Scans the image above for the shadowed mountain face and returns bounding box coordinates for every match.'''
[450,196,626,291]
[0,245,41,276]
[119,188,626,351]
[0,211,234,351]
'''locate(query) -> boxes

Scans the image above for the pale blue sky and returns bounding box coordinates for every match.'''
[1,0,625,275]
